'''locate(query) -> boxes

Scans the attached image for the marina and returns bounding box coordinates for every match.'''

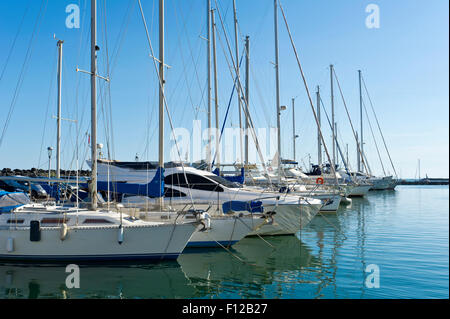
[0,0,448,302]
[0,185,448,299]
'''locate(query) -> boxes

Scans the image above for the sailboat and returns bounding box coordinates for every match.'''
[0,0,198,262]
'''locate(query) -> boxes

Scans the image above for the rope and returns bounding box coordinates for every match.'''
[332,68,371,176]
[0,2,31,84]
[0,0,48,150]
[362,97,386,176]
[361,75,398,177]
[137,0,197,209]
[319,96,353,177]
[236,216,275,248]
[214,2,273,183]
[278,0,339,186]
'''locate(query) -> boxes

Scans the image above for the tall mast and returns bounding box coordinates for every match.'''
[292,98,296,162]
[90,0,98,210]
[206,0,212,171]
[356,131,359,172]
[232,0,243,166]
[274,0,281,176]
[335,122,338,168]
[358,69,363,173]
[211,9,220,169]
[244,36,250,167]
[330,64,335,170]
[316,85,322,166]
[158,0,165,206]
[346,143,349,168]
[56,39,63,179]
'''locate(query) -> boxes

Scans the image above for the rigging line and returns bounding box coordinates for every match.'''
[171,5,197,114]
[37,47,58,169]
[332,68,371,176]
[75,0,89,65]
[361,75,398,177]
[362,98,386,176]
[164,3,202,119]
[214,5,270,175]
[214,14,272,183]
[0,1,31,85]
[74,0,90,148]
[248,60,272,127]
[109,0,136,75]
[278,0,339,185]
[214,0,238,76]
[0,0,48,151]
[141,89,158,158]
[137,0,197,208]
[320,96,353,176]
[101,0,114,160]
[173,1,207,113]
[211,53,244,169]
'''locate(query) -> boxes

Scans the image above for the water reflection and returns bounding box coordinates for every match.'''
[1,187,447,299]
[179,236,322,298]
[0,262,195,299]
[0,237,322,299]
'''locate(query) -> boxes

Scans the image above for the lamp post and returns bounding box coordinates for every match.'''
[47,146,53,181]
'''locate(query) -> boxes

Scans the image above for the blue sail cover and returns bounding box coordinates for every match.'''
[222,200,264,214]
[0,191,31,212]
[96,167,165,198]
[213,167,245,185]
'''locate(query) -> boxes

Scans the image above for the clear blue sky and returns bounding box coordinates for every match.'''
[0,0,448,178]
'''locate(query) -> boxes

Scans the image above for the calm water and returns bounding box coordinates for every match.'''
[0,186,448,299]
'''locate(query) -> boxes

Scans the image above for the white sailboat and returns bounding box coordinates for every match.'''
[94,160,323,237]
[0,0,198,262]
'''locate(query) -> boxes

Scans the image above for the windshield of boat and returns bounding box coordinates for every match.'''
[206,175,243,189]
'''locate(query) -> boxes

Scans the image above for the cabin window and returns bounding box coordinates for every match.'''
[83,219,113,224]
[164,187,187,198]
[41,218,70,224]
[7,219,24,224]
[164,173,223,192]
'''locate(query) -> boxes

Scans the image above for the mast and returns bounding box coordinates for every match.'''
[316,85,322,166]
[274,0,281,176]
[330,64,335,170]
[335,122,338,168]
[206,0,212,171]
[356,131,359,172]
[292,98,296,162]
[232,0,243,166]
[56,39,63,179]
[90,0,98,210]
[418,159,421,180]
[359,69,363,173]
[244,36,250,167]
[211,9,220,169]
[158,0,165,206]
[346,143,349,168]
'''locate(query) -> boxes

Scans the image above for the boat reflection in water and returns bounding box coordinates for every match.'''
[178,236,323,298]
[0,262,196,299]
[0,237,325,299]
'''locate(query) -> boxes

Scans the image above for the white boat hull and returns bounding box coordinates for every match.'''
[188,215,263,248]
[0,207,197,262]
[346,185,372,197]
[248,202,320,236]
[0,224,196,261]
[369,177,394,190]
